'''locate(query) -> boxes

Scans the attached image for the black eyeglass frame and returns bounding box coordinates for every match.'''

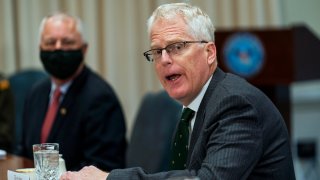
[143,40,208,62]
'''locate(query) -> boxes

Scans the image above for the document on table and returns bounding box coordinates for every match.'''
[7,170,30,180]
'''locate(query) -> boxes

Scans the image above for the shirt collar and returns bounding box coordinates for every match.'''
[50,80,72,95]
[186,75,212,131]
[185,75,212,112]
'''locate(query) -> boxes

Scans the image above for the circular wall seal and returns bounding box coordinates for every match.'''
[223,32,265,78]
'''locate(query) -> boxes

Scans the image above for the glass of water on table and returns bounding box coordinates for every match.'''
[33,143,59,180]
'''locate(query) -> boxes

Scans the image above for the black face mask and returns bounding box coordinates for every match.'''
[40,49,83,80]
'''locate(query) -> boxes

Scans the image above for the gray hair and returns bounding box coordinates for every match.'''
[147,3,215,42]
[38,12,88,44]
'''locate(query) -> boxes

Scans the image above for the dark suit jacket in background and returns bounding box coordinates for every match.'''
[16,66,127,171]
[108,68,295,179]
[0,74,15,152]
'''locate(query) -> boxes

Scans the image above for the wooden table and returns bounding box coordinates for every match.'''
[0,154,33,180]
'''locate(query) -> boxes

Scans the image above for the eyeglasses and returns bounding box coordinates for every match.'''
[143,40,208,62]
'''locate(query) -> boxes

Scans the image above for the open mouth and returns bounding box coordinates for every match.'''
[166,74,181,81]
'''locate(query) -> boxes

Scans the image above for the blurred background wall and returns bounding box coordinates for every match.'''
[0,0,319,178]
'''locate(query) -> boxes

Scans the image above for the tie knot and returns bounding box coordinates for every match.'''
[181,108,195,123]
[53,87,62,100]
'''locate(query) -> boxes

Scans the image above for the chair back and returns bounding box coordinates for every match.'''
[9,69,47,149]
[126,90,181,173]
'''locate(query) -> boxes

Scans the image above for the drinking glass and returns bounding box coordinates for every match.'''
[33,143,59,180]
[58,154,66,177]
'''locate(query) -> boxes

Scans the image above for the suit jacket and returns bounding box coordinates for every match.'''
[108,68,295,179]
[16,66,127,171]
[0,74,15,152]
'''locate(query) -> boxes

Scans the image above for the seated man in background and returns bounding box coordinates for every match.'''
[61,2,295,179]
[15,12,127,171]
[0,74,14,152]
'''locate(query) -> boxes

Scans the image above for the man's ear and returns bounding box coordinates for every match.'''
[206,42,216,65]
[82,43,88,54]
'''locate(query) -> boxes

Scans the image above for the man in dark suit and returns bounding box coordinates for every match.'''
[61,3,295,179]
[15,13,127,171]
[0,74,14,152]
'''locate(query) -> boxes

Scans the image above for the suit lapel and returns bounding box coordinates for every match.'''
[187,68,226,166]
[33,80,51,143]
[46,67,89,142]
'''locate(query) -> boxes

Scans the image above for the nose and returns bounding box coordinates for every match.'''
[54,40,62,49]
[159,49,172,65]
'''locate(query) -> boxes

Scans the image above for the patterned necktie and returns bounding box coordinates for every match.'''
[170,107,195,170]
[41,87,61,143]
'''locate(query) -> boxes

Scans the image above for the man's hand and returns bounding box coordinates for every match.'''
[60,165,109,180]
